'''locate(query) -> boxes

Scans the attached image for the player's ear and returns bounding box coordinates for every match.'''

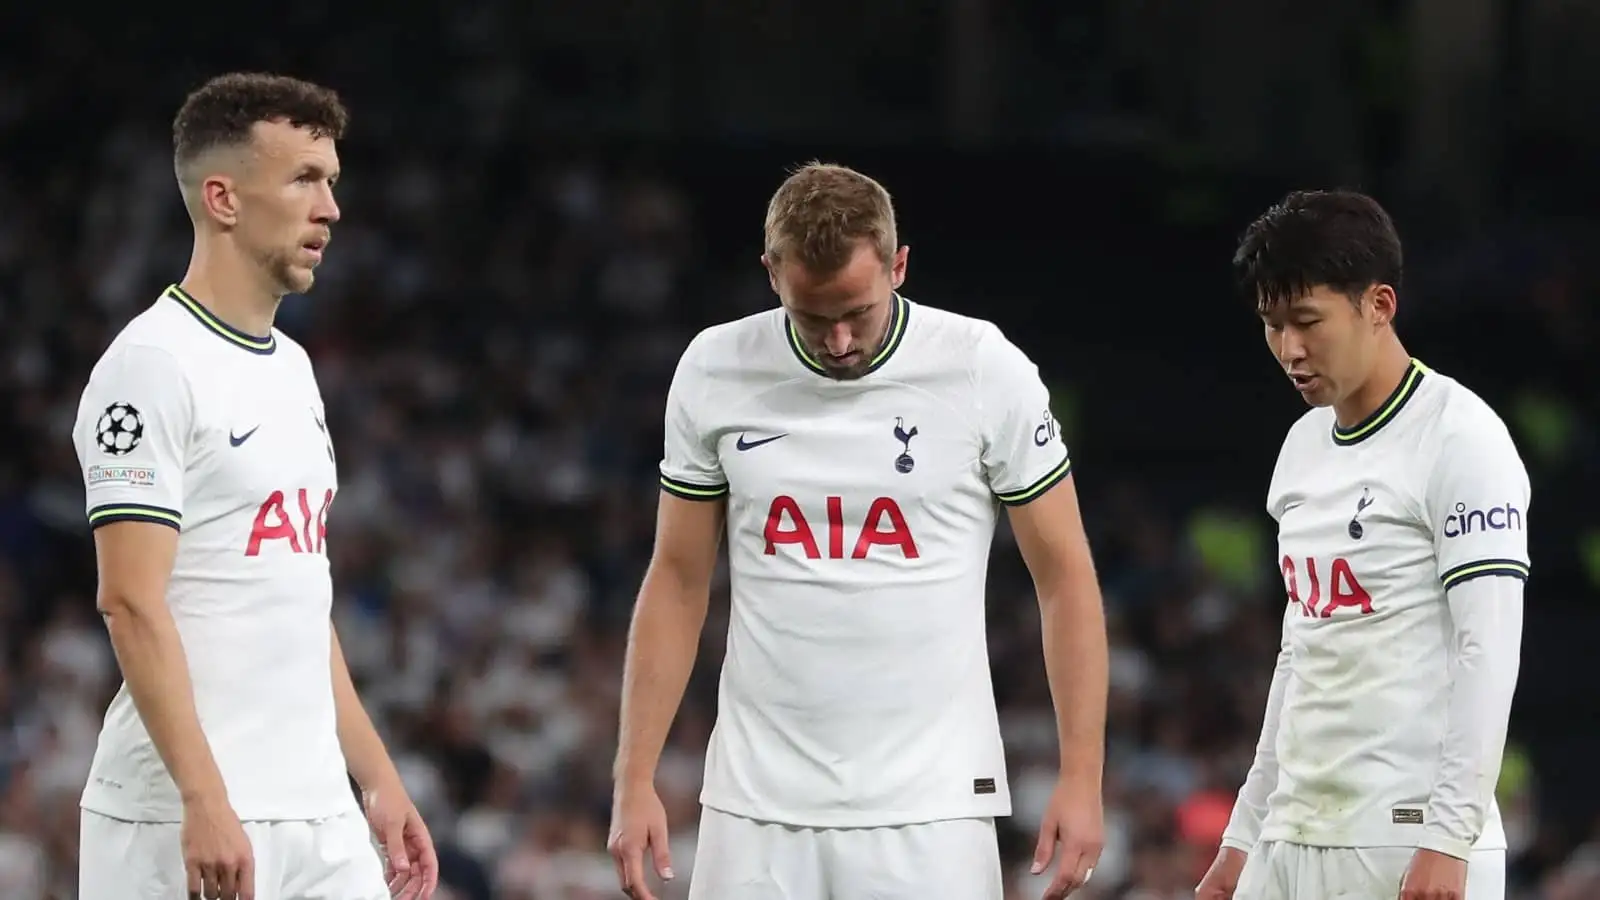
[760,254,779,293]
[1368,283,1398,329]
[201,175,240,228]
[889,245,909,289]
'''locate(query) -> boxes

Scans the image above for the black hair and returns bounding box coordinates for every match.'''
[1233,189,1403,314]
[173,72,348,168]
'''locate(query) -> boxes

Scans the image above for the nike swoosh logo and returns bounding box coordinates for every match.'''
[735,433,788,451]
[229,426,260,447]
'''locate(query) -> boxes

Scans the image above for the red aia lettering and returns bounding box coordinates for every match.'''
[763,495,919,559]
[1281,555,1373,617]
[246,488,335,556]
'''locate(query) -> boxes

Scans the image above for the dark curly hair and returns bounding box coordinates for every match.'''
[1233,190,1403,315]
[172,72,348,168]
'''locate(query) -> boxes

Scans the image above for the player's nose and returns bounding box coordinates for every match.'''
[823,322,854,356]
[312,185,340,225]
[1274,329,1307,364]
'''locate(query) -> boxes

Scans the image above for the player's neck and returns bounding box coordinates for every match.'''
[1335,342,1414,430]
[181,240,282,339]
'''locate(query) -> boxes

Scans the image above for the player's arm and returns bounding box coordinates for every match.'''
[1417,416,1531,861]
[614,339,727,788]
[1218,606,1294,854]
[329,626,404,794]
[614,493,724,786]
[1007,480,1107,788]
[978,329,1107,789]
[79,346,229,803]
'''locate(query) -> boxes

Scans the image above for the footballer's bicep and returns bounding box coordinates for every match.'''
[94,521,180,616]
[646,492,725,600]
[1006,473,1096,596]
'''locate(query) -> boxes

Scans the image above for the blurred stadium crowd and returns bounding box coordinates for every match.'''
[4,10,1600,900]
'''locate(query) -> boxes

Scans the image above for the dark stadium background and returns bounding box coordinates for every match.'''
[1,2,1597,898]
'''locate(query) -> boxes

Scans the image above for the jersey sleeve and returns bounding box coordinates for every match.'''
[658,335,728,501]
[1424,416,1531,591]
[72,343,194,531]
[976,327,1072,506]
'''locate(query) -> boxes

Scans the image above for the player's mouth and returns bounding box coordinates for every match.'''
[1288,373,1320,394]
[301,236,329,263]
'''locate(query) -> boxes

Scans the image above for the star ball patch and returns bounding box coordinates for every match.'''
[95,402,145,456]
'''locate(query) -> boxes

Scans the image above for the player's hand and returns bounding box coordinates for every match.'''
[181,793,255,900]
[363,782,440,900]
[607,781,674,900]
[1030,779,1104,899]
[1399,848,1468,900]
[1195,846,1250,899]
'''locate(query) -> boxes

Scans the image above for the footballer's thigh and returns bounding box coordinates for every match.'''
[688,806,827,900]
[827,817,1004,900]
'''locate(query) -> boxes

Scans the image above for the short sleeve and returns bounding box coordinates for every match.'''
[976,327,1072,506]
[72,344,193,531]
[657,337,728,502]
[1425,416,1531,591]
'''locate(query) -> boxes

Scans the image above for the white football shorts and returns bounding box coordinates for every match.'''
[1235,840,1505,900]
[686,806,1003,900]
[79,808,387,900]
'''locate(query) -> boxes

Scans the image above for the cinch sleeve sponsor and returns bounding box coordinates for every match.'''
[1426,418,1531,590]
[73,344,193,531]
[977,328,1072,507]
[658,336,728,501]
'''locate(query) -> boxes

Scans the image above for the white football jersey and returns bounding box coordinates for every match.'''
[660,294,1072,828]
[72,285,355,823]
[1258,359,1527,850]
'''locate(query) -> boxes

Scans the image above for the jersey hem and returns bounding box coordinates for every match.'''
[1258,823,1508,853]
[80,791,360,824]
[699,795,1012,829]
[1440,559,1529,589]
[995,454,1071,506]
[1218,835,1257,853]
[88,503,182,530]
[659,475,729,501]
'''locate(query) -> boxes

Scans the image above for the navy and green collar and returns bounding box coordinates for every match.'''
[785,292,910,378]
[1332,358,1428,446]
[165,284,276,355]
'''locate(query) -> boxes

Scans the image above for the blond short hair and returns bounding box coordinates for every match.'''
[763,162,898,274]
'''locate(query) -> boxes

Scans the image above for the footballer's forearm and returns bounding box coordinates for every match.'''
[330,626,404,794]
[613,565,710,788]
[1220,640,1293,854]
[100,590,229,804]
[1039,576,1109,788]
[1420,575,1525,860]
